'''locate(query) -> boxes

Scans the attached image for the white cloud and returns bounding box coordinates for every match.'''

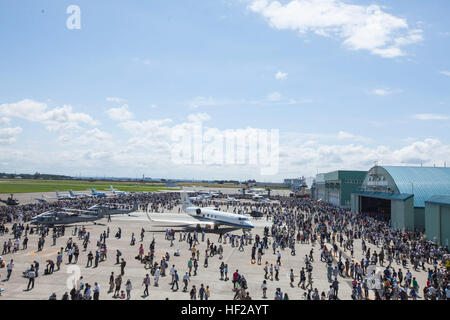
[0,117,10,125]
[106,97,127,103]
[369,88,396,96]
[0,99,99,132]
[412,114,449,121]
[106,104,134,121]
[268,91,282,101]
[440,71,450,77]
[337,131,370,143]
[58,128,113,147]
[188,113,211,123]
[0,127,22,145]
[275,71,288,80]
[188,96,218,109]
[248,0,423,58]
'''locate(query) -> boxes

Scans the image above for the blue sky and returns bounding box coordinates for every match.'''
[0,0,450,181]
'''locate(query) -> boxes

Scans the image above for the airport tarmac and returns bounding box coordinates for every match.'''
[0,196,431,300]
[0,187,291,206]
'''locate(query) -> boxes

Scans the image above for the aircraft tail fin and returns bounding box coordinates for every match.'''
[180,192,192,209]
[69,190,74,197]
[110,186,114,192]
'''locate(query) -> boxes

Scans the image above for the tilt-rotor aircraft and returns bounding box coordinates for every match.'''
[30,203,139,226]
[148,192,254,231]
[0,194,19,206]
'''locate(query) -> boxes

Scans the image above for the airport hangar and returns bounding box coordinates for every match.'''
[350,166,450,246]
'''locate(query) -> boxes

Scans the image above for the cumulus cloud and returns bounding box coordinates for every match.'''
[412,114,449,121]
[268,91,282,101]
[106,104,134,121]
[58,128,113,147]
[440,71,450,77]
[0,117,11,125]
[248,0,423,58]
[0,127,22,145]
[275,71,288,80]
[0,99,99,132]
[106,97,127,103]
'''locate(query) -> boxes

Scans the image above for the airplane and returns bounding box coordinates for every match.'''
[35,195,48,203]
[55,190,73,200]
[64,203,139,217]
[0,194,19,206]
[257,197,271,204]
[227,195,240,202]
[30,208,105,226]
[110,186,127,196]
[69,190,92,198]
[90,187,108,198]
[148,192,254,231]
[188,194,206,201]
[30,203,139,226]
[252,193,263,200]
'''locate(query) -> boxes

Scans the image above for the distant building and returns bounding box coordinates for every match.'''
[311,170,367,208]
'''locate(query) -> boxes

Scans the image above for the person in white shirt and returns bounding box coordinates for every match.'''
[6,259,13,281]
[154,267,160,287]
[170,265,176,284]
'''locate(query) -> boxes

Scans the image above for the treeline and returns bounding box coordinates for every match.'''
[0,172,72,180]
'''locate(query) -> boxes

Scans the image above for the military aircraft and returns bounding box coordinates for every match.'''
[30,203,139,226]
[0,194,19,206]
[69,190,92,198]
[90,187,108,198]
[35,195,48,203]
[110,186,127,196]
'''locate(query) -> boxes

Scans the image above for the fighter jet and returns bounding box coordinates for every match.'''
[69,190,92,198]
[35,195,48,203]
[90,187,108,198]
[110,186,127,196]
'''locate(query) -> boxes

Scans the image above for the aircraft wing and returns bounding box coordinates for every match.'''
[146,213,215,226]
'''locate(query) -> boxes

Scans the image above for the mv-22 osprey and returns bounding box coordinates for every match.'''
[30,203,139,226]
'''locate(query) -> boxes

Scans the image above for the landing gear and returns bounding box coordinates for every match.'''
[214,225,219,231]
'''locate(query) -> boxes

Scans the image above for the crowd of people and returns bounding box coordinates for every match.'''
[0,190,448,300]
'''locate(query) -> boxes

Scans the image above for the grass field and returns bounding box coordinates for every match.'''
[0,179,178,194]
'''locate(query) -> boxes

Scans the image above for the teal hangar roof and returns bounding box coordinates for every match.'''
[382,166,450,207]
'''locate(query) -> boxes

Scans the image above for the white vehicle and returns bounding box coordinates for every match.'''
[110,185,127,196]
[148,192,254,230]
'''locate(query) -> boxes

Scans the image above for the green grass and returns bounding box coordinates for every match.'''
[0,179,178,194]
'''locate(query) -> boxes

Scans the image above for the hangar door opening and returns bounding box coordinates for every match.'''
[360,196,391,222]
